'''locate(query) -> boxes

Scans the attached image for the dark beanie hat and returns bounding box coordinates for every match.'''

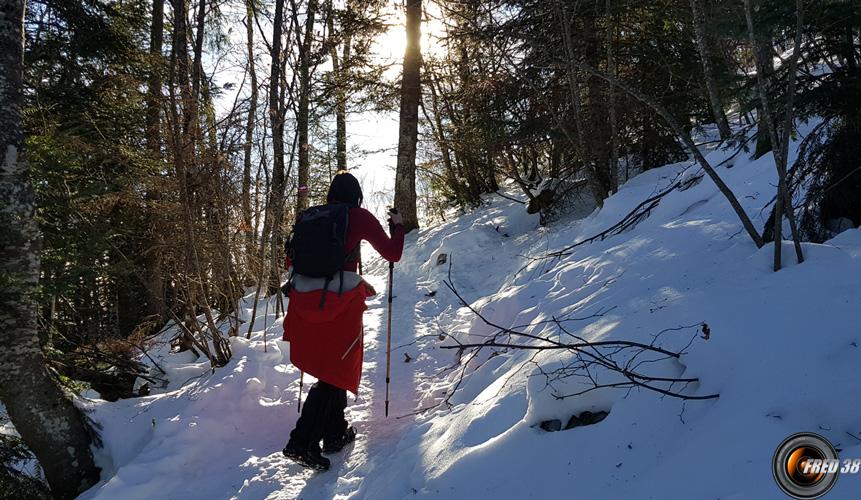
[326,171,363,207]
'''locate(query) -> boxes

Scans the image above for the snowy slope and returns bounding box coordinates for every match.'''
[79,124,861,499]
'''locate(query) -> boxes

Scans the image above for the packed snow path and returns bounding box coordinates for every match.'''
[229,272,424,499]
[80,262,445,500]
[231,270,431,499]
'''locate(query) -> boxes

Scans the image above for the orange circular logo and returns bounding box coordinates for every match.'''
[773,433,839,498]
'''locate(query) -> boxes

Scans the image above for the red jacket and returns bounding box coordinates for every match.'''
[342,207,405,271]
[283,206,405,393]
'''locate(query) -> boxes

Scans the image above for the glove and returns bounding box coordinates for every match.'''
[361,278,378,297]
[388,208,403,232]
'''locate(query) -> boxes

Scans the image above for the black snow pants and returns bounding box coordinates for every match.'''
[288,381,348,452]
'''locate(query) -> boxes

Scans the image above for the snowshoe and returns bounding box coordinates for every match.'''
[323,426,357,454]
[282,443,331,471]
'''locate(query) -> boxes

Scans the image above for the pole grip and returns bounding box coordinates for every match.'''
[387,261,394,303]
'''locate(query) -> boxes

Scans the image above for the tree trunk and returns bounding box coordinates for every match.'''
[502,148,537,203]
[200,73,218,155]
[393,0,422,231]
[606,0,619,193]
[426,71,462,198]
[453,40,485,203]
[268,0,287,295]
[296,0,318,214]
[744,0,805,270]
[0,1,101,497]
[581,3,613,200]
[336,38,351,172]
[242,0,259,275]
[775,0,805,267]
[752,32,774,158]
[170,0,230,366]
[146,0,164,152]
[191,0,207,140]
[144,0,166,320]
[173,0,194,145]
[327,3,350,172]
[690,0,732,140]
[556,1,605,206]
[142,237,165,321]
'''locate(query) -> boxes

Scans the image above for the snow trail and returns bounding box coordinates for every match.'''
[80,123,861,499]
[244,271,429,500]
[80,258,444,500]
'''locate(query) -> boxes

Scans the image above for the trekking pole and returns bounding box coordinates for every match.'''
[385,259,394,417]
[357,252,361,403]
[263,294,270,353]
[298,371,304,413]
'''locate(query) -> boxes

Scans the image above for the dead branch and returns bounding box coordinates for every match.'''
[437,259,719,404]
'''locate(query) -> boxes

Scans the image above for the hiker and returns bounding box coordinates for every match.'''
[281,172,405,471]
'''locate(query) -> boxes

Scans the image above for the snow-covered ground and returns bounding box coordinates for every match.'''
[74,124,861,499]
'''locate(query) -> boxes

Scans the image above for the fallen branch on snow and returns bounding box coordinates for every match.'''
[439,260,719,403]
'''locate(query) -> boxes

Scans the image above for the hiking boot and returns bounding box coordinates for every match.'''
[282,442,331,471]
[322,426,357,454]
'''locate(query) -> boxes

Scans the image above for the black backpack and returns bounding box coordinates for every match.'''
[285,203,358,306]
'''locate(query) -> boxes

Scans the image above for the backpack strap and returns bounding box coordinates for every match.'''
[345,244,360,264]
[318,206,357,308]
[280,270,295,297]
[338,207,358,297]
[319,276,332,309]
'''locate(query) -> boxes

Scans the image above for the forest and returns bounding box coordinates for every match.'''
[1,0,860,498]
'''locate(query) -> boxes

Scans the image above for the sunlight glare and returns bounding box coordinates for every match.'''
[372,1,446,65]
